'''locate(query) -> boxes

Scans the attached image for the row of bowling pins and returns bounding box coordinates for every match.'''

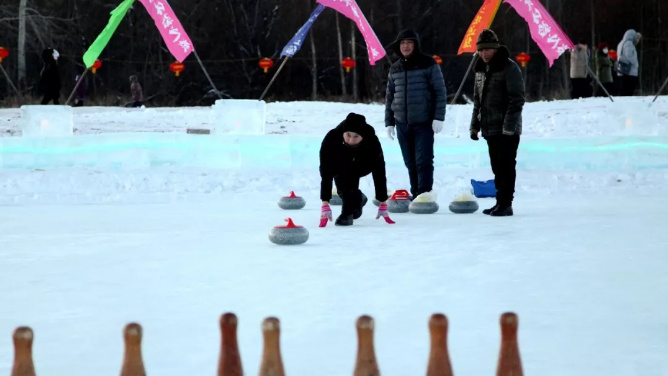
[10,312,523,376]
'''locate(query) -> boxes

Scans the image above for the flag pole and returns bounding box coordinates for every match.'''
[450,52,478,105]
[66,68,89,105]
[259,56,290,101]
[0,63,22,104]
[586,65,613,102]
[192,49,223,100]
[652,75,668,103]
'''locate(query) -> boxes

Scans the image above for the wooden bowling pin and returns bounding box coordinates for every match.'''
[353,315,380,376]
[258,317,285,376]
[495,312,523,376]
[120,323,146,376]
[426,314,453,376]
[11,326,36,376]
[217,313,243,376]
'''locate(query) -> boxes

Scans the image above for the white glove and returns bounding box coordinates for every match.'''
[386,126,395,140]
[432,119,444,134]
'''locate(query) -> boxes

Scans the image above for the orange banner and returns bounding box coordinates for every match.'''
[457,0,502,55]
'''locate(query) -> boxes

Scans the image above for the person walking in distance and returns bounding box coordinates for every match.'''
[384,29,447,201]
[129,75,144,107]
[469,29,525,217]
[39,48,61,104]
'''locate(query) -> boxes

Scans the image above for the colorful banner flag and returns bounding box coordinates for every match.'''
[504,0,574,66]
[137,0,193,62]
[316,0,385,65]
[457,0,502,55]
[83,0,136,68]
[280,4,326,58]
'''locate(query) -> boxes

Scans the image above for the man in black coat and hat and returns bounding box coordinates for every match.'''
[469,29,526,216]
[319,113,395,227]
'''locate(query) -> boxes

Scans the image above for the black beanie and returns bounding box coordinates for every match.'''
[477,29,500,50]
[342,113,368,135]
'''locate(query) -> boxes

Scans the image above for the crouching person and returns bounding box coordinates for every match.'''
[319,113,395,227]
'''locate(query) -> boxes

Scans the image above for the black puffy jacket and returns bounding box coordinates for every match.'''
[384,29,447,127]
[469,46,525,137]
[319,120,388,203]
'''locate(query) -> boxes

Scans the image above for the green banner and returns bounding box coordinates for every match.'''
[82,0,135,68]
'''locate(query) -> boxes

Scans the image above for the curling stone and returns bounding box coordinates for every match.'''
[330,190,342,205]
[268,218,309,245]
[388,189,411,213]
[409,192,439,214]
[277,191,306,210]
[448,193,479,214]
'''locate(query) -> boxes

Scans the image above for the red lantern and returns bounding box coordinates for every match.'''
[170,62,185,77]
[258,57,274,73]
[515,52,530,68]
[0,47,9,63]
[341,57,356,73]
[608,49,618,61]
[91,59,102,74]
[432,55,443,65]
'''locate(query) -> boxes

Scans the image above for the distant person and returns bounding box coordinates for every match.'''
[569,39,591,99]
[593,42,614,97]
[73,72,86,107]
[319,113,394,227]
[469,29,525,217]
[384,29,447,201]
[616,29,641,96]
[129,75,144,107]
[39,48,61,104]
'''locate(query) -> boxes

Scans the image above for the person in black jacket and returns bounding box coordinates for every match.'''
[319,113,394,227]
[385,29,447,200]
[469,29,525,217]
[39,48,61,105]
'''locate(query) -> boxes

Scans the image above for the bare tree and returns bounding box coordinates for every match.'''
[335,12,346,97]
[18,0,27,89]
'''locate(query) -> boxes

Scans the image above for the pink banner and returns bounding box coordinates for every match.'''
[504,0,574,66]
[316,0,386,65]
[138,0,193,62]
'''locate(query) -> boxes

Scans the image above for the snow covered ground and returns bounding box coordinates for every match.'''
[0,96,667,375]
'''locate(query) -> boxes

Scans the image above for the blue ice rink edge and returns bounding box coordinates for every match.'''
[1,133,668,171]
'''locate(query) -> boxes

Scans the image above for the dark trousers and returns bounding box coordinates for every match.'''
[619,75,638,96]
[486,135,520,207]
[593,82,615,97]
[570,78,591,99]
[41,92,60,104]
[334,175,363,216]
[395,121,434,197]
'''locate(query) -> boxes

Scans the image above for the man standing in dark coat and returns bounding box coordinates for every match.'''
[39,48,61,105]
[319,113,394,227]
[469,29,525,216]
[384,29,447,200]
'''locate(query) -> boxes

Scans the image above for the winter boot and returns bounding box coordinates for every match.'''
[482,203,498,215]
[490,204,513,217]
[353,192,368,219]
[335,214,354,226]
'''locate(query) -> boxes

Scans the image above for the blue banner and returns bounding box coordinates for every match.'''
[280,4,325,58]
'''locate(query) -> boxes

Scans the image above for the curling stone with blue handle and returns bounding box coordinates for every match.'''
[387,189,411,213]
[277,191,306,210]
[409,191,439,214]
[268,218,309,245]
[448,193,479,214]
